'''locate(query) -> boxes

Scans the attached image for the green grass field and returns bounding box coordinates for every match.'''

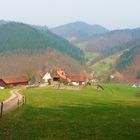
[0,89,10,102]
[0,84,140,140]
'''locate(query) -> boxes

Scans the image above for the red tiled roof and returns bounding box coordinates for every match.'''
[67,75,87,82]
[88,76,94,81]
[52,70,67,80]
[2,77,28,84]
[52,69,94,82]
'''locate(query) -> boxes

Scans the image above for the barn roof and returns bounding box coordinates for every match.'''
[87,76,94,81]
[1,77,28,84]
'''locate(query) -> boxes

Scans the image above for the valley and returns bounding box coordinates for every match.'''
[51,21,140,83]
[1,1,140,140]
[0,20,140,83]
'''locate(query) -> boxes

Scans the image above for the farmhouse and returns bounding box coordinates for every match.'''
[0,77,28,87]
[52,70,68,82]
[44,69,94,86]
[67,75,86,85]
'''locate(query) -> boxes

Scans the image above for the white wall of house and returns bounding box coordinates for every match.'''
[71,82,85,86]
[0,86,5,89]
[132,84,137,88]
[82,82,86,85]
[43,72,52,83]
[71,82,79,86]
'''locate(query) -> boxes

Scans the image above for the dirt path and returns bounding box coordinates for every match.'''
[2,89,24,113]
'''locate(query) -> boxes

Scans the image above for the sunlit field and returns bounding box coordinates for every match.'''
[0,84,140,140]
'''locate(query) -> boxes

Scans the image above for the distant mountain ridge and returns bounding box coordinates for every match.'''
[51,21,109,41]
[80,28,140,53]
[32,25,48,31]
[0,20,7,25]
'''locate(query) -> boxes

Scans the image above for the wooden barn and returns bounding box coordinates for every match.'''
[0,77,28,87]
[52,70,67,82]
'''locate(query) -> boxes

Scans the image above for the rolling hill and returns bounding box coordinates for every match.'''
[51,21,109,41]
[72,27,140,82]
[0,20,7,25]
[76,28,140,53]
[0,21,85,78]
[0,22,84,61]
[90,40,140,82]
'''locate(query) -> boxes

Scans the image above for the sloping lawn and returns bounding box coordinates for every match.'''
[0,84,140,140]
[0,89,10,102]
[91,54,119,77]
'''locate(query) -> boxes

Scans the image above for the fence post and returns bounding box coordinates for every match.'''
[0,102,3,118]
[22,96,24,105]
[17,99,20,108]
[22,96,26,105]
[24,96,26,104]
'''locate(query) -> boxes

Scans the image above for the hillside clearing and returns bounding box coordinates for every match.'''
[91,54,120,77]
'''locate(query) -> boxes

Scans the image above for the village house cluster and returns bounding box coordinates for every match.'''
[0,69,94,88]
[43,69,94,86]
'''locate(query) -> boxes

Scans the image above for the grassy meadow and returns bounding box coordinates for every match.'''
[0,84,140,140]
[0,89,10,102]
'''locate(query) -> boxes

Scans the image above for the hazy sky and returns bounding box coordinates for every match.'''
[0,0,140,29]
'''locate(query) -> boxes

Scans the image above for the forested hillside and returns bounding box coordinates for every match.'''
[0,22,84,62]
[117,44,140,69]
[113,44,140,83]
[0,21,85,77]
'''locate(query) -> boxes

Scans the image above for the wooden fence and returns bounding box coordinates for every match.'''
[0,95,26,118]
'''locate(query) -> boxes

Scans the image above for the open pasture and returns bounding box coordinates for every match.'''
[0,84,140,140]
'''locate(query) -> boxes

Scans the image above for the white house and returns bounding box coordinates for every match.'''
[110,75,115,79]
[132,84,137,88]
[0,86,5,89]
[43,72,52,84]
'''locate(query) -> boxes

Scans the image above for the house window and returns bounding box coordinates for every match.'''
[53,78,60,81]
